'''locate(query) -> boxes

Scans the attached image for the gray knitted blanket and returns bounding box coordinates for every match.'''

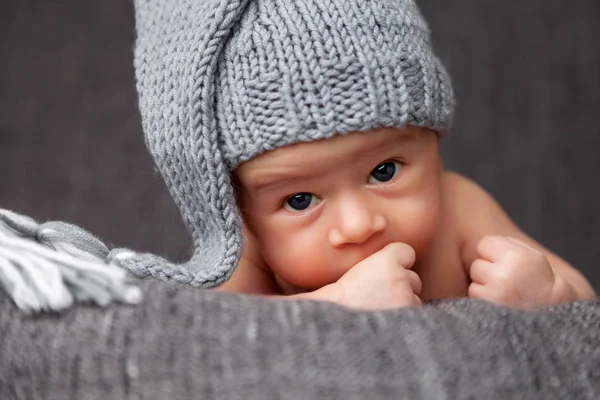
[1,279,599,400]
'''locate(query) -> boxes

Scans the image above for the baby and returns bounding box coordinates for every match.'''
[130,0,595,310]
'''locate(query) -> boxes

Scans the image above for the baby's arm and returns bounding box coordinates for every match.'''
[445,171,596,308]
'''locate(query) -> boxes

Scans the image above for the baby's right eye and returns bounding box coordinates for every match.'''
[283,192,319,212]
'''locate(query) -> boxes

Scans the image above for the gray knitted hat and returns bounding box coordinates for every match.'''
[129,0,454,288]
[0,0,454,312]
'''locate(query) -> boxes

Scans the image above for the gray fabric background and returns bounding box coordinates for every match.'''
[0,0,599,289]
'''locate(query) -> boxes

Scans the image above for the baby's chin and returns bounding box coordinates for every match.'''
[269,256,369,293]
[273,270,345,293]
[274,276,310,295]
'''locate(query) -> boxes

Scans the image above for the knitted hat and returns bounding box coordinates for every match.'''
[129,0,454,287]
[0,0,455,313]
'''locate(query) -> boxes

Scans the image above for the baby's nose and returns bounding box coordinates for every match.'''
[328,197,387,246]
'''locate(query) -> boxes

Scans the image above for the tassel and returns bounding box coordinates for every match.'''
[0,209,142,314]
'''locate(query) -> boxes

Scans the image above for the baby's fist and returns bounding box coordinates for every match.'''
[336,242,422,309]
[468,236,561,308]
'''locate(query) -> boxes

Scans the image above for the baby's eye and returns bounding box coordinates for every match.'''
[368,161,402,184]
[284,192,319,212]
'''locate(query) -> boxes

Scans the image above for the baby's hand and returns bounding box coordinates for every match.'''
[334,243,422,310]
[468,236,563,308]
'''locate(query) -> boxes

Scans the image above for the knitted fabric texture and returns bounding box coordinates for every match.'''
[130,0,454,287]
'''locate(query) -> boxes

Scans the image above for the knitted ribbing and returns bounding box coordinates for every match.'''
[217,0,454,167]
[133,0,454,287]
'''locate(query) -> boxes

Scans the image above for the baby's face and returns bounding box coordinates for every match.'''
[235,126,443,291]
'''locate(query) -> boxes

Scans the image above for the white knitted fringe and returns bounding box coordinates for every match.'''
[0,217,142,314]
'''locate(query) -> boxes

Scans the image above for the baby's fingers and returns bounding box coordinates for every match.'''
[380,242,416,269]
[469,258,495,284]
[475,236,504,261]
[467,282,487,300]
[403,269,422,296]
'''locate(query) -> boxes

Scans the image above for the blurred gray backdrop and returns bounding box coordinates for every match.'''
[1,1,599,289]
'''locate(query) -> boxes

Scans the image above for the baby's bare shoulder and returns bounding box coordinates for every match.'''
[442,170,488,201]
[441,171,505,223]
[440,170,528,264]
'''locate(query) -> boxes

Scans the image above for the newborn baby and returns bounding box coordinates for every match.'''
[219,126,595,309]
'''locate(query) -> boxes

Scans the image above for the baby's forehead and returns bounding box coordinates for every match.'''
[235,126,426,185]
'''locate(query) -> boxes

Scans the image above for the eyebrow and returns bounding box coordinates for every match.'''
[362,128,419,152]
[248,172,311,195]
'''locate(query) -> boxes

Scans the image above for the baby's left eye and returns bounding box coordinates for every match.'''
[368,161,402,184]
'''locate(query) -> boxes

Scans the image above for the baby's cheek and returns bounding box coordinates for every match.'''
[396,198,441,257]
[262,231,337,290]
